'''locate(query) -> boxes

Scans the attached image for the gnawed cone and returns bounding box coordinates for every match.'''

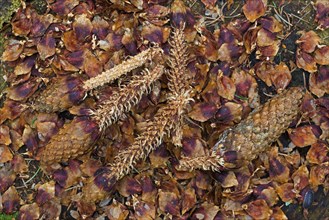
[178,87,305,171]
[31,46,163,113]
[38,64,164,165]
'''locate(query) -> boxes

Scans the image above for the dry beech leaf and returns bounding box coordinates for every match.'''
[306,141,329,164]
[255,61,274,86]
[271,206,288,220]
[288,125,319,147]
[242,0,267,22]
[134,201,156,220]
[269,156,290,183]
[18,203,40,220]
[35,181,56,206]
[291,165,309,191]
[50,0,80,16]
[309,65,329,97]
[271,62,292,92]
[0,125,11,145]
[296,49,317,73]
[315,0,329,29]
[2,39,25,62]
[191,202,220,220]
[2,186,20,214]
[73,14,93,42]
[181,187,197,214]
[188,102,218,122]
[259,16,283,33]
[309,163,329,189]
[158,190,180,216]
[256,28,276,47]
[0,165,16,193]
[314,46,329,65]
[275,183,296,203]
[296,31,321,53]
[0,145,13,163]
[14,56,35,76]
[105,200,129,220]
[37,31,56,60]
[217,74,236,100]
[243,199,272,219]
[117,176,142,197]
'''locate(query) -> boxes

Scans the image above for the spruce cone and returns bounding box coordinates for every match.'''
[39,116,100,165]
[215,87,305,167]
[31,75,85,113]
[178,87,305,171]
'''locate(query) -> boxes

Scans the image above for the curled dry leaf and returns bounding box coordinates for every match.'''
[242,0,267,23]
